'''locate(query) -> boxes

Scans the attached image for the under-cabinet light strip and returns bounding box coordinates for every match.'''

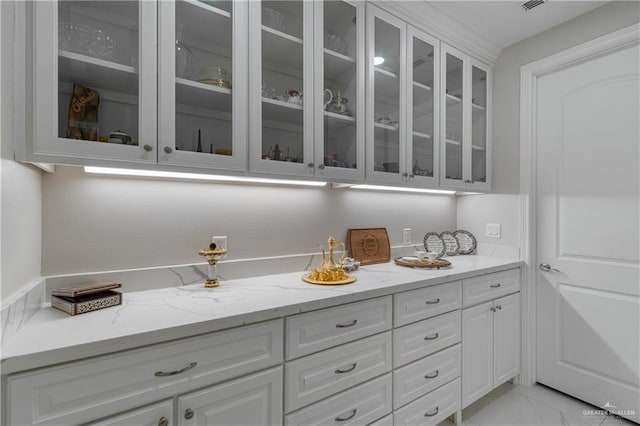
[84,167,328,187]
[346,184,456,195]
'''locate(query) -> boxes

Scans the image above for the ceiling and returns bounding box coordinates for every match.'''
[427,1,609,50]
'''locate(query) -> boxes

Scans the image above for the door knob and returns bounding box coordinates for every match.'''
[158,417,169,426]
[184,408,194,420]
[164,146,173,154]
[143,144,153,152]
[539,263,560,272]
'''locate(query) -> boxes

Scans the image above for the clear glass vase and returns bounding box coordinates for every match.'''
[175,24,194,79]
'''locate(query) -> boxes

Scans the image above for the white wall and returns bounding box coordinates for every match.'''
[0,1,43,300]
[457,1,640,252]
[41,166,457,275]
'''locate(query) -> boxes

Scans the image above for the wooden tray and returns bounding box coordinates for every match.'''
[394,257,451,269]
[346,227,390,265]
[302,274,356,285]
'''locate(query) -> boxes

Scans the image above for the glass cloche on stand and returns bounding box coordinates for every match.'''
[198,237,227,288]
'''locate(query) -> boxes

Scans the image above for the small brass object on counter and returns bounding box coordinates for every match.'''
[303,236,356,285]
[198,242,228,288]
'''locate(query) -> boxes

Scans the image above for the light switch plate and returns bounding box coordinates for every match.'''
[486,223,501,238]
[403,228,412,245]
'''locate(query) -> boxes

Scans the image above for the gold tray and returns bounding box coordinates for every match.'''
[394,257,451,269]
[302,273,356,285]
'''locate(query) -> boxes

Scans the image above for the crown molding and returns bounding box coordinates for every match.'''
[371,0,502,66]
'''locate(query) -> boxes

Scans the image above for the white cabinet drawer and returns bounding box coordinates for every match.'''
[394,378,461,426]
[7,320,283,426]
[285,374,392,426]
[394,281,461,327]
[393,311,461,368]
[368,414,394,426]
[393,344,461,409]
[286,297,392,359]
[463,268,520,307]
[285,332,392,412]
[178,367,283,426]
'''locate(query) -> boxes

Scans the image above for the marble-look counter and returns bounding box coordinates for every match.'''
[1,256,521,375]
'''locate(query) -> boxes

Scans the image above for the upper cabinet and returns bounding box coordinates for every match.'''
[440,44,491,191]
[157,0,248,172]
[248,0,365,181]
[365,6,439,187]
[29,0,157,164]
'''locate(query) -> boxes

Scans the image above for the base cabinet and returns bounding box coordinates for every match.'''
[462,293,520,408]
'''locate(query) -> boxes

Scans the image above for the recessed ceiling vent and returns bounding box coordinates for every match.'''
[522,0,546,11]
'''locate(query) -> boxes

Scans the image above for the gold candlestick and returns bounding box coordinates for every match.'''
[198,246,227,288]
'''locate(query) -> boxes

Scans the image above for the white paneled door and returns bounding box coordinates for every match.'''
[536,43,640,422]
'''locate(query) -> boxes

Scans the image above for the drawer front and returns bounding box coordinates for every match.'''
[394,281,461,327]
[393,311,461,368]
[7,320,283,426]
[394,378,461,426]
[88,400,173,426]
[286,296,392,360]
[285,374,392,426]
[463,268,520,307]
[393,344,461,409]
[285,332,392,412]
[368,413,394,426]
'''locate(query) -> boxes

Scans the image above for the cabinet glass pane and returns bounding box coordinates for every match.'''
[174,0,233,155]
[373,18,400,174]
[261,1,304,163]
[411,38,434,177]
[58,1,140,145]
[323,1,357,169]
[445,53,463,181]
[472,66,487,183]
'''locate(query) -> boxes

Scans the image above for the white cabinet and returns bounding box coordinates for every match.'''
[440,43,492,191]
[462,293,520,408]
[88,400,173,426]
[249,0,365,181]
[26,0,158,165]
[365,5,440,187]
[157,0,248,172]
[178,367,283,426]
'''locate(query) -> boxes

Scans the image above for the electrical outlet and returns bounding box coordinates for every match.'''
[403,228,412,245]
[485,224,501,238]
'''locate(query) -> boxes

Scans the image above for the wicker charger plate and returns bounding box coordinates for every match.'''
[394,257,451,269]
[302,273,356,285]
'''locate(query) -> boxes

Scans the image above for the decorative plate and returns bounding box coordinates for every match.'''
[453,230,477,255]
[423,232,445,258]
[440,231,460,256]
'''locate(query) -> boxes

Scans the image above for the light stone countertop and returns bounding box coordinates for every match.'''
[0,256,522,375]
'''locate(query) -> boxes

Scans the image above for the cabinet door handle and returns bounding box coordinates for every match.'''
[424,407,439,417]
[335,363,357,374]
[335,408,357,422]
[495,305,502,310]
[336,319,358,328]
[425,298,440,305]
[158,417,169,426]
[163,146,173,154]
[424,333,439,341]
[154,361,197,377]
[490,307,496,312]
[184,408,194,420]
[490,283,501,288]
[307,162,315,168]
[143,144,153,152]
[424,369,440,379]
[318,164,325,169]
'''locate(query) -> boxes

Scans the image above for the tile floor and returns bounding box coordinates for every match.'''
[439,382,638,426]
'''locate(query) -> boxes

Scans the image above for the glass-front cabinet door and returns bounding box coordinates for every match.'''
[366,6,406,184]
[249,1,314,177]
[32,1,157,163]
[158,0,247,171]
[406,27,439,187]
[313,0,364,181]
[440,43,491,190]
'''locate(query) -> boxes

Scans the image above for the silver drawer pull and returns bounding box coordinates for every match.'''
[335,408,357,422]
[158,417,169,426]
[425,298,441,305]
[425,407,439,417]
[424,370,440,379]
[490,283,501,288]
[155,361,197,377]
[424,333,439,341]
[335,363,357,374]
[336,319,358,328]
